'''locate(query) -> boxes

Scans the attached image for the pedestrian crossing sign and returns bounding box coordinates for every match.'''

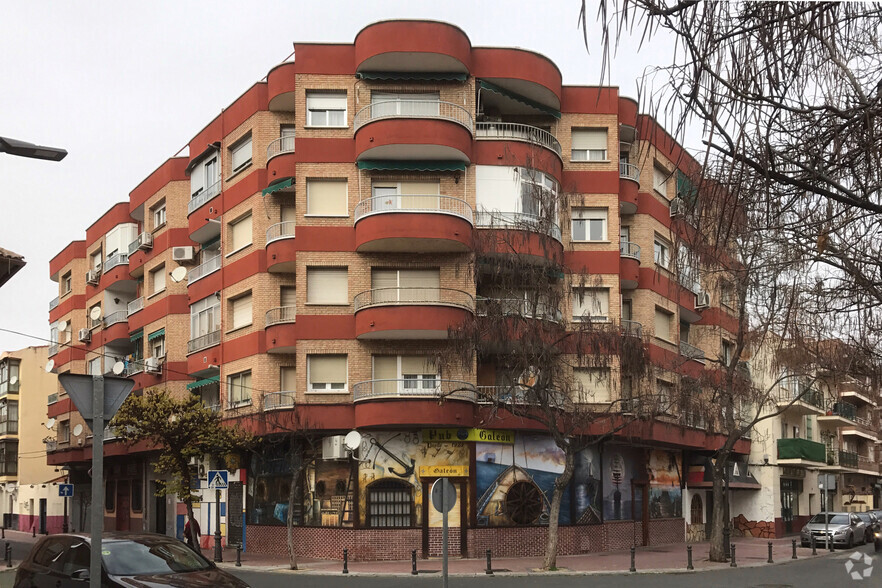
[208,470,229,489]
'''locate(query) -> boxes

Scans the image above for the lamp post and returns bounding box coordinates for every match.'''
[0,136,67,161]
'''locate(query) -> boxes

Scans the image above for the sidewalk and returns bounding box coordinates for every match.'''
[217,535,840,576]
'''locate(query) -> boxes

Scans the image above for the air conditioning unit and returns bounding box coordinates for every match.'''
[322,435,346,460]
[695,291,711,309]
[137,232,153,251]
[144,357,162,374]
[172,246,195,263]
[77,328,91,343]
[86,269,100,285]
[669,197,686,217]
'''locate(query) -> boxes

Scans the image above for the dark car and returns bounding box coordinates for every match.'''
[855,512,879,542]
[13,533,249,588]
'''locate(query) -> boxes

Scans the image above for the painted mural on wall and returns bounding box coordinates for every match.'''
[601,445,643,521]
[573,445,602,524]
[648,450,682,519]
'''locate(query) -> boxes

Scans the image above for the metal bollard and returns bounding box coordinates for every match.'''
[686,545,694,570]
[235,545,242,567]
[1,527,4,539]
[829,534,835,552]
[767,541,774,564]
[5,542,10,568]
[723,528,731,559]
[32,527,35,538]
[485,549,493,575]
[811,535,817,555]
[411,550,418,575]
[630,546,636,572]
[791,538,797,560]
[730,543,737,568]
[342,548,348,574]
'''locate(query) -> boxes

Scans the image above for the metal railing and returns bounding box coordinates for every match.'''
[858,455,876,472]
[353,379,477,402]
[188,255,222,283]
[266,135,295,161]
[204,403,222,414]
[827,448,859,468]
[103,310,128,328]
[263,391,296,410]
[826,400,857,421]
[619,241,641,260]
[49,297,59,311]
[127,297,144,316]
[354,100,473,133]
[476,297,562,321]
[620,162,639,182]
[187,180,221,215]
[266,222,296,244]
[853,413,873,429]
[127,232,152,256]
[354,194,473,224]
[125,361,144,376]
[353,287,474,312]
[622,320,643,337]
[476,122,562,158]
[265,306,296,326]
[103,253,128,272]
[679,341,706,362]
[475,385,569,408]
[48,344,59,357]
[475,210,563,242]
[187,330,221,354]
[775,387,824,410]
[47,393,58,405]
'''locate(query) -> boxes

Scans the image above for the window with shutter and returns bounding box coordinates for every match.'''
[306,92,347,127]
[571,208,607,241]
[306,268,348,304]
[230,134,252,173]
[230,293,252,330]
[654,308,672,341]
[571,129,608,161]
[308,355,347,391]
[280,367,296,392]
[280,286,297,308]
[150,265,166,295]
[229,213,253,252]
[307,180,348,216]
[227,371,251,406]
[371,92,440,118]
[371,268,440,304]
[654,164,669,194]
[574,368,611,403]
[572,288,609,321]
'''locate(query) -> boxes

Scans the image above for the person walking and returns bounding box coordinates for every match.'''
[184,517,201,550]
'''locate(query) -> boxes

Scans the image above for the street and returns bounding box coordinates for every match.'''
[227,543,879,588]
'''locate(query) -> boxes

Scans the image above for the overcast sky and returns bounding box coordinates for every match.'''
[0,0,681,353]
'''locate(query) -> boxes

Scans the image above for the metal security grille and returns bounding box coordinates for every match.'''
[367,479,413,527]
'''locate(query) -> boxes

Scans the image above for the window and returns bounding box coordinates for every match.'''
[0,359,19,394]
[678,246,701,292]
[572,288,610,321]
[654,307,672,341]
[227,371,251,407]
[280,286,297,308]
[308,355,347,391]
[0,401,18,435]
[62,272,72,295]
[104,224,138,258]
[131,480,143,513]
[58,420,70,443]
[367,479,413,527]
[722,340,735,366]
[280,125,296,152]
[90,250,102,272]
[190,296,220,338]
[280,367,296,392]
[105,479,115,512]
[519,168,557,217]
[571,208,607,241]
[306,268,348,304]
[571,128,608,161]
[306,179,348,216]
[229,134,252,173]
[656,379,674,410]
[88,357,102,375]
[373,356,438,394]
[371,268,440,304]
[229,293,253,330]
[306,92,347,127]
[228,213,253,253]
[149,264,165,295]
[574,368,611,403]
[653,164,669,195]
[654,236,671,268]
[805,415,813,441]
[720,281,736,308]
[150,334,165,358]
[152,201,166,229]
[371,181,440,211]
[370,92,440,118]
[0,442,16,475]
[89,304,102,329]
[191,155,220,197]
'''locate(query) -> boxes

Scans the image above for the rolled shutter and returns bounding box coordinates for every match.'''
[307,268,348,304]
[571,129,607,150]
[400,181,440,208]
[401,356,436,376]
[231,294,252,329]
[309,356,346,386]
[574,368,611,402]
[654,308,671,340]
[373,356,398,380]
[400,269,440,303]
[231,136,252,171]
[307,93,346,110]
[307,180,347,215]
[280,367,296,391]
[280,287,297,307]
[230,214,253,251]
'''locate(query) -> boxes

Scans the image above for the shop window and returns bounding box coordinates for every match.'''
[367,479,413,527]
[131,480,143,512]
[105,480,115,512]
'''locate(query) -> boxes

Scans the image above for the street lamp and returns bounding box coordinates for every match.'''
[0,136,67,161]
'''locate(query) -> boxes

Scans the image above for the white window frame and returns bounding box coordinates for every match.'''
[307,355,348,392]
[227,371,252,407]
[654,236,671,269]
[62,272,72,295]
[190,296,220,339]
[306,92,348,128]
[571,128,608,161]
[229,133,253,174]
[572,288,610,322]
[571,208,608,242]
[152,202,166,229]
[150,335,165,359]
[373,356,440,392]
[653,164,669,195]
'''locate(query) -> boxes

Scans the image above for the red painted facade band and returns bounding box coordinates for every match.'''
[266,152,295,184]
[560,87,619,114]
[561,170,619,195]
[354,21,472,72]
[265,322,297,353]
[354,212,473,252]
[478,228,564,262]
[619,256,640,285]
[355,118,472,162]
[619,177,639,208]
[354,398,476,428]
[354,305,470,338]
[85,203,131,248]
[188,83,269,158]
[473,141,561,182]
[186,346,223,376]
[617,97,639,127]
[222,331,266,363]
[128,228,194,272]
[293,226,358,251]
[49,294,86,323]
[290,44,356,75]
[129,158,188,212]
[223,249,267,287]
[266,240,296,272]
[471,48,562,103]
[128,294,190,332]
[295,315,357,340]
[49,241,86,279]
[187,269,223,304]
[564,250,620,274]
[293,138,355,163]
[266,62,297,109]
[47,398,72,419]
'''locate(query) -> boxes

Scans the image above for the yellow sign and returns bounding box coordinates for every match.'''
[419,465,469,477]
[422,428,515,444]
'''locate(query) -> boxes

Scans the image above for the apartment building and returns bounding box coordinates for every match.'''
[46,20,751,559]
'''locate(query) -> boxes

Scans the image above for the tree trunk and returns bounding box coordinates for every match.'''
[708,459,728,562]
[286,468,299,570]
[542,447,576,571]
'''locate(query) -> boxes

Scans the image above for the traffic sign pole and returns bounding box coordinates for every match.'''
[442,482,448,588]
[89,376,104,588]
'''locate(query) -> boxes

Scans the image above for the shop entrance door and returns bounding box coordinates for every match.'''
[421,478,468,558]
[781,479,799,534]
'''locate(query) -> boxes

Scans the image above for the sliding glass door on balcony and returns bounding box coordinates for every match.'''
[371,182,440,212]
[370,93,440,118]
[371,269,440,304]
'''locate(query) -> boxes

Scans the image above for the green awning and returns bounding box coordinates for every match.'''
[357,160,466,172]
[262,177,294,196]
[129,330,143,343]
[186,376,219,391]
[478,79,561,119]
[147,328,165,342]
[676,172,698,207]
[356,71,468,82]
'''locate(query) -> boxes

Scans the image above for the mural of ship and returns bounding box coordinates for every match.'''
[476,464,551,526]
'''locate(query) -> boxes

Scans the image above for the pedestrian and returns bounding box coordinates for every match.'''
[184,517,201,550]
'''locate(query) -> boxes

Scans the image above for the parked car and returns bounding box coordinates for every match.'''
[13,533,249,588]
[800,512,866,548]
[855,511,880,542]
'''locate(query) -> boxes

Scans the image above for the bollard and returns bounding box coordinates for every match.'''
[730,543,737,567]
[767,541,774,564]
[5,542,10,568]
[791,538,797,560]
[629,546,636,572]
[32,527,35,538]
[1,527,4,539]
[811,535,817,555]
[342,548,348,574]
[686,545,694,570]
[485,549,493,575]
[236,545,242,567]
[411,550,418,575]
[829,534,834,553]
[723,528,731,559]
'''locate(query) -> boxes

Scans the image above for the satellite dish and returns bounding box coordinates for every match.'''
[343,431,362,452]
[8,376,17,386]
[112,361,125,375]
[89,306,102,321]
[58,320,68,331]
[45,360,55,373]
[73,424,83,437]
[45,418,56,429]
[170,266,187,283]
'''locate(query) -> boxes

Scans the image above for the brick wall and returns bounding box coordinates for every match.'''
[246,525,422,561]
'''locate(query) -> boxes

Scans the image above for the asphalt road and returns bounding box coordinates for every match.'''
[228,542,880,588]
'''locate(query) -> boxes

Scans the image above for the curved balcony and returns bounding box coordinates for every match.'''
[265,306,296,354]
[188,255,221,284]
[679,341,706,363]
[354,21,471,74]
[622,320,643,338]
[619,162,639,215]
[619,241,640,260]
[263,391,296,411]
[353,379,476,403]
[354,100,472,133]
[475,211,564,263]
[266,222,296,244]
[476,297,562,322]
[265,306,296,326]
[354,195,473,252]
[619,240,640,289]
[475,211,562,242]
[187,180,221,216]
[353,287,474,340]
[103,253,128,272]
[266,136,295,162]
[267,61,296,111]
[266,226,297,274]
[476,122,562,160]
[127,297,144,317]
[103,310,128,328]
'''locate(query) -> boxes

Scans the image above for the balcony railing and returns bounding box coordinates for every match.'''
[354,194,473,224]
[619,162,639,182]
[621,320,643,337]
[826,400,857,421]
[0,421,19,436]
[266,222,296,244]
[476,297,562,321]
[103,310,128,328]
[476,122,562,158]
[353,288,474,312]
[775,387,825,410]
[475,210,562,242]
[858,455,876,472]
[48,344,59,357]
[187,255,222,283]
[187,330,221,354]
[679,341,706,362]
[103,253,128,272]
[263,391,296,411]
[827,448,859,469]
[125,360,144,376]
[188,180,222,215]
[619,241,641,260]
[777,438,826,462]
[475,385,569,408]
[127,297,144,317]
[266,135,295,161]
[354,100,473,133]
[265,306,296,326]
[353,379,476,402]
[49,297,59,311]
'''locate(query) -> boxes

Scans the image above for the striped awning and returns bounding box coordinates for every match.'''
[356,71,468,82]
[478,79,561,119]
[262,177,294,196]
[186,376,219,391]
[147,328,165,341]
[130,330,143,342]
[357,160,466,172]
